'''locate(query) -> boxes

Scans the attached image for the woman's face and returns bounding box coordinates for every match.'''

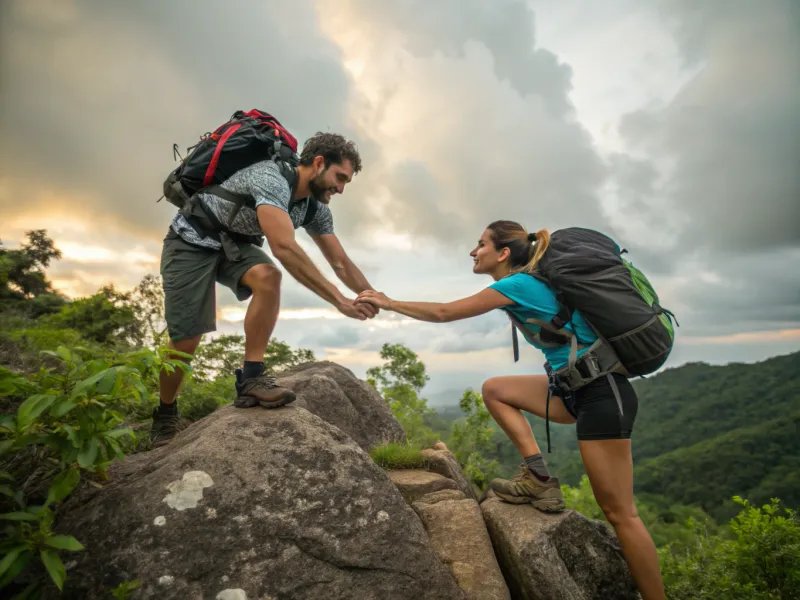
[470,229,506,275]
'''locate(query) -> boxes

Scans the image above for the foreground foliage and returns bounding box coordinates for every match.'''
[0,345,187,596]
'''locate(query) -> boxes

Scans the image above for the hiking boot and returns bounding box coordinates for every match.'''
[234,368,296,409]
[489,463,566,513]
[149,406,186,448]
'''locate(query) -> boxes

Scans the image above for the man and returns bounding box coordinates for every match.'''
[152,132,377,446]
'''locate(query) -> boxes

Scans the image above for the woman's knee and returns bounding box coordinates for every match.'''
[482,377,504,404]
[245,264,282,295]
[599,501,639,527]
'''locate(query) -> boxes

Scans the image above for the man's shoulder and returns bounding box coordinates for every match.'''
[226,160,292,206]
[231,160,287,186]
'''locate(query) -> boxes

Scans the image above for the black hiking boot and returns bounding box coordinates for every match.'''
[233,368,296,409]
[149,406,186,448]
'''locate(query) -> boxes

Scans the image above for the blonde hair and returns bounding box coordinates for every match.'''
[485,221,551,273]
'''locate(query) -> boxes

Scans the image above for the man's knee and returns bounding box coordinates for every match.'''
[245,263,282,295]
[170,335,202,356]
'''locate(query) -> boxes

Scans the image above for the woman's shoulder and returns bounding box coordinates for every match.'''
[494,272,552,292]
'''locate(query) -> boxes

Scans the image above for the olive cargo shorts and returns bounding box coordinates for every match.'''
[160,229,274,341]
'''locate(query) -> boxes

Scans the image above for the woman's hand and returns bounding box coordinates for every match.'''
[356,290,393,310]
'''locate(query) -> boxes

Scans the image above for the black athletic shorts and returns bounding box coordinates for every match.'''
[552,372,639,441]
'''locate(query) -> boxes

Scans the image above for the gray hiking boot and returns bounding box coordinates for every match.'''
[234,368,296,409]
[489,463,566,513]
[149,407,186,448]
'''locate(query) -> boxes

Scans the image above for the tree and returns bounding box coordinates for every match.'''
[0,230,65,310]
[128,274,167,349]
[367,343,438,447]
[192,335,315,382]
[43,285,142,346]
[366,343,429,392]
[447,389,499,490]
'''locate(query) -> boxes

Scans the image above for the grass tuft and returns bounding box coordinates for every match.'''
[369,442,429,469]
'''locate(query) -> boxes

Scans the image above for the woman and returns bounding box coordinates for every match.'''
[356,220,665,600]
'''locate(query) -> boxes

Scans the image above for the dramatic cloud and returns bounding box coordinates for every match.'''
[1,0,797,395]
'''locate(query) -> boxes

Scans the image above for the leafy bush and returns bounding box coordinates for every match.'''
[660,497,800,600]
[448,389,500,491]
[41,286,142,347]
[0,345,187,595]
[177,375,236,421]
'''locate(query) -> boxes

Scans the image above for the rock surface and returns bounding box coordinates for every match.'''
[56,406,465,600]
[413,492,511,600]
[421,448,476,500]
[481,494,640,600]
[277,361,406,451]
[387,469,459,505]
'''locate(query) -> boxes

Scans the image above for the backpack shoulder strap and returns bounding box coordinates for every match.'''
[302,197,319,228]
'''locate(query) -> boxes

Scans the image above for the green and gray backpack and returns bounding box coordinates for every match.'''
[509,227,677,380]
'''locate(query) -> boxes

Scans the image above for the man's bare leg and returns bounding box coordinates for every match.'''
[159,335,202,405]
[240,264,282,362]
[235,264,296,408]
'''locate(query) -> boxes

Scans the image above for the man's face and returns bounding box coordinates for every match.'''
[308,158,354,204]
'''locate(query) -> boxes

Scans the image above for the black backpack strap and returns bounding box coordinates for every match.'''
[302,198,319,228]
[204,184,253,226]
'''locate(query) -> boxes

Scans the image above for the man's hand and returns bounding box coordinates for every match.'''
[336,299,374,321]
[355,290,393,310]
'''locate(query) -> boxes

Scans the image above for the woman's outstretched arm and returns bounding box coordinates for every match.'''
[356,288,513,323]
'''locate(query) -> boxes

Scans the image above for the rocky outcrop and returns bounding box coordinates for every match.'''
[412,492,511,600]
[387,469,459,504]
[277,361,406,451]
[57,406,464,600]
[481,493,640,600]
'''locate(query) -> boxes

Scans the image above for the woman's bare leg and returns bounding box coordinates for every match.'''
[481,374,576,456]
[579,439,665,600]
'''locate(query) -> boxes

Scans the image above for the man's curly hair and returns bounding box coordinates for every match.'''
[299,132,362,174]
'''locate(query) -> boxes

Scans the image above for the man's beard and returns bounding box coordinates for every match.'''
[308,175,333,204]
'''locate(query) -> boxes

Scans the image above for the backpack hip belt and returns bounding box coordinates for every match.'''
[553,338,625,392]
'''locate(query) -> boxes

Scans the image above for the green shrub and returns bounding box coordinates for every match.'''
[177,375,236,421]
[370,442,428,469]
[4,327,89,356]
[661,497,800,600]
[0,344,188,595]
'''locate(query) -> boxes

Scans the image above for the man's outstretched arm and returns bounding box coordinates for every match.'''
[311,233,374,295]
[257,205,367,320]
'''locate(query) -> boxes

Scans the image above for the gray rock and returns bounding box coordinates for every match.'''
[421,448,476,500]
[412,489,466,506]
[387,469,459,505]
[277,361,406,451]
[481,495,640,600]
[413,495,511,600]
[56,406,465,600]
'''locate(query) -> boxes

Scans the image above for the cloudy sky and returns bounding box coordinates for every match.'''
[2,0,798,404]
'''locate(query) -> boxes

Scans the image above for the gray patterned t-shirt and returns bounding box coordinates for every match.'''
[170,160,334,250]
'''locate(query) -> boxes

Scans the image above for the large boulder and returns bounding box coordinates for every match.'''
[56,406,465,600]
[481,494,640,600]
[413,492,511,600]
[277,361,405,451]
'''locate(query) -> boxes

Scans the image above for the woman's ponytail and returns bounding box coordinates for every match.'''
[521,229,550,273]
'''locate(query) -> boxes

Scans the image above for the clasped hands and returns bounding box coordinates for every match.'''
[336,290,393,321]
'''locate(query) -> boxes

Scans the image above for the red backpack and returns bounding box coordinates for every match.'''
[161,110,317,231]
